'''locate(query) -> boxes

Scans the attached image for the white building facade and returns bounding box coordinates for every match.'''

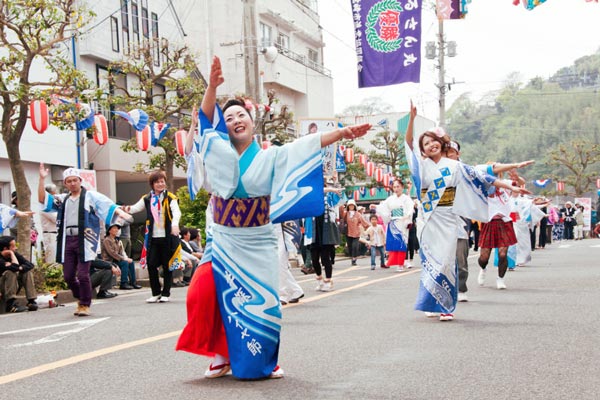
[1,0,334,221]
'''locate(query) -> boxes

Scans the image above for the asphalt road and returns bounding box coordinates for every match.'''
[1,238,599,400]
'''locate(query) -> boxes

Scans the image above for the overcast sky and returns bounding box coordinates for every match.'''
[318,0,600,121]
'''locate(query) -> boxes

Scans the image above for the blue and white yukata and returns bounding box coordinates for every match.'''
[177,106,325,379]
[0,204,18,233]
[407,145,495,314]
[497,196,545,267]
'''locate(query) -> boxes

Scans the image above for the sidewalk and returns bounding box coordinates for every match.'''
[0,263,152,314]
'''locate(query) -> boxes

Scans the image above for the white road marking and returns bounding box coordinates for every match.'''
[1,318,109,349]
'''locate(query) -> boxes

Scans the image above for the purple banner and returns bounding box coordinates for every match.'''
[352,0,422,88]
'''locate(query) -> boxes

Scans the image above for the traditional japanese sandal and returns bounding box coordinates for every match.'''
[204,362,231,378]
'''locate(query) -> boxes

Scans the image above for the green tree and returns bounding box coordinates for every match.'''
[368,129,409,182]
[105,41,204,192]
[175,186,210,244]
[339,96,393,117]
[0,0,94,255]
[548,139,600,196]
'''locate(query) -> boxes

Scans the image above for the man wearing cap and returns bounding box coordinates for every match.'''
[38,163,133,317]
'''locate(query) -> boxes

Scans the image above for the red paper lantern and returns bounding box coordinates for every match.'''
[375,168,383,183]
[366,161,374,177]
[30,100,49,134]
[175,130,187,156]
[369,187,376,197]
[359,154,368,166]
[136,125,151,151]
[354,190,360,201]
[92,114,108,145]
[383,174,391,187]
[345,148,354,163]
[556,181,565,192]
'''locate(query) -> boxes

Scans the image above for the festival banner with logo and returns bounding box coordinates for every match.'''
[351,0,422,88]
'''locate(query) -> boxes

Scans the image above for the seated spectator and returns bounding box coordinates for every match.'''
[101,223,142,290]
[0,235,37,312]
[90,258,120,299]
[176,227,200,286]
[187,228,204,258]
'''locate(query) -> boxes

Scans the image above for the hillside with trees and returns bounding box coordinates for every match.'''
[446,49,600,196]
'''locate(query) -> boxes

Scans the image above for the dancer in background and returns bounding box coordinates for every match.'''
[405,102,531,321]
[374,180,414,272]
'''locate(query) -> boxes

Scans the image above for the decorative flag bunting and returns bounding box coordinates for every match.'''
[75,103,95,131]
[369,187,377,197]
[175,130,187,156]
[436,0,460,19]
[29,100,49,134]
[556,181,565,192]
[92,114,109,145]
[352,0,422,88]
[136,126,151,151]
[150,122,171,146]
[533,179,551,188]
[113,109,149,131]
[513,0,547,10]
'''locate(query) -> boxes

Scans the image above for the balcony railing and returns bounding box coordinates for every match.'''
[272,43,331,77]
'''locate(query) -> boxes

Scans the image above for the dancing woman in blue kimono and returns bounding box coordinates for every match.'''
[405,103,531,322]
[176,56,371,379]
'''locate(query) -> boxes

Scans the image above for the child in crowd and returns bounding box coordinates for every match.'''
[365,214,386,270]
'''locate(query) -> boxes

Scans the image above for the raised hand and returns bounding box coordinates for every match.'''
[209,56,224,88]
[191,106,198,128]
[39,162,49,179]
[409,100,417,120]
[341,123,372,140]
[515,160,535,169]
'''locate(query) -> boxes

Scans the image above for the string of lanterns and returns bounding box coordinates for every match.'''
[340,145,396,201]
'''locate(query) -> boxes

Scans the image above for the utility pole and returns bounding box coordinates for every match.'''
[243,0,260,103]
[437,19,446,128]
[426,19,456,128]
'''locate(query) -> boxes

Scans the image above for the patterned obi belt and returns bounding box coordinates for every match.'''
[212,195,270,227]
[391,208,404,218]
[421,187,456,207]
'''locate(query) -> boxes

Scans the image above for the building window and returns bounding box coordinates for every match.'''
[153,83,165,106]
[131,1,140,43]
[260,22,272,47]
[276,33,289,50]
[110,17,119,52]
[123,30,130,55]
[121,0,130,55]
[308,48,318,64]
[151,12,160,66]
[141,6,149,39]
